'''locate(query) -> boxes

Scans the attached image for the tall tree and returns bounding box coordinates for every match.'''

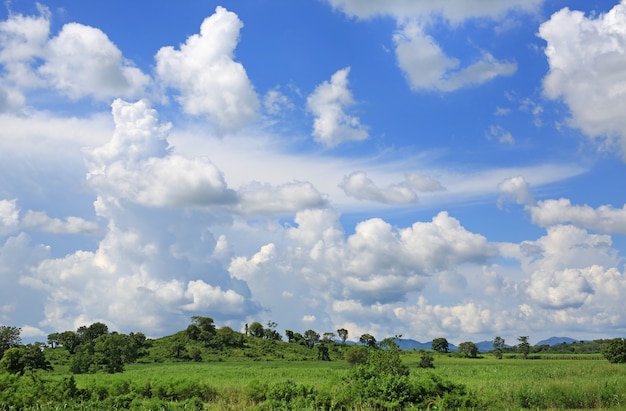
[432,337,449,353]
[359,333,377,348]
[47,332,60,349]
[0,325,21,358]
[322,332,336,343]
[248,322,264,338]
[303,329,320,348]
[337,328,349,344]
[58,331,80,354]
[458,341,479,358]
[493,336,506,359]
[517,336,530,359]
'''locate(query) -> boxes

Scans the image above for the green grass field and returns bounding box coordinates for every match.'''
[27,352,624,410]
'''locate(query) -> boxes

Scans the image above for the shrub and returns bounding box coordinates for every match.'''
[418,352,435,368]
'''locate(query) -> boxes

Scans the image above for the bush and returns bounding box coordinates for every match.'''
[603,338,626,363]
[418,352,435,368]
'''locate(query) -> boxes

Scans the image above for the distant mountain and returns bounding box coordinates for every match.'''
[536,336,581,346]
[393,338,460,351]
[394,338,432,350]
[475,341,496,352]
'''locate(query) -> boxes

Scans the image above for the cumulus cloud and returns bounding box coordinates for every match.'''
[86,99,237,209]
[0,199,98,236]
[526,268,593,309]
[21,211,99,235]
[528,199,626,234]
[285,210,496,305]
[0,199,19,236]
[339,171,445,204]
[40,23,149,100]
[307,67,369,147]
[394,21,517,92]
[235,181,327,216]
[497,175,534,207]
[539,2,626,159]
[155,6,258,132]
[0,6,148,104]
[339,171,417,204]
[0,7,49,89]
[405,172,445,192]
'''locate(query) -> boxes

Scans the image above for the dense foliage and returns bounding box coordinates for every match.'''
[603,337,626,364]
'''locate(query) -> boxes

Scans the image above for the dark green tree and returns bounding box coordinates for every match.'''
[303,329,320,348]
[58,331,80,354]
[322,332,336,343]
[604,338,626,363]
[0,344,52,375]
[77,322,108,343]
[344,345,368,365]
[0,325,21,358]
[359,333,376,348]
[517,336,530,359]
[47,332,60,349]
[432,337,449,353]
[285,329,295,343]
[94,333,125,373]
[248,321,264,338]
[263,321,282,340]
[186,316,216,343]
[317,344,331,361]
[337,328,349,344]
[493,336,505,359]
[458,341,479,358]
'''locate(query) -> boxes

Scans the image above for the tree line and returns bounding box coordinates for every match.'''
[3,320,626,377]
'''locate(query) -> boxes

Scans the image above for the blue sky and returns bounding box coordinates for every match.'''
[1,0,625,345]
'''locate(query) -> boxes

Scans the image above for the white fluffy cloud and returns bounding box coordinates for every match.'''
[155,6,258,132]
[394,21,517,92]
[40,23,149,100]
[0,7,49,89]
[497,175,534,207]
[284,210,496,305]
[86,99,237,209]
[339,171,446,204]
[307,67,368,147]
[539,2,626,159]
[339,171,417,204]
[0,7,148,104]
[0,199,98,236]
[0,199,19,236]
[529,199,626,234]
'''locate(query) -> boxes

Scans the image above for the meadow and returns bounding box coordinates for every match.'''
[6,351,625,410]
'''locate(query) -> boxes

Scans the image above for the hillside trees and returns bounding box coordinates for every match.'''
[248,322,264,338]
[0,343,52,375]
[303,330,320,348]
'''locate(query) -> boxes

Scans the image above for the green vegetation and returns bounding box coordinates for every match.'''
[2,319,626,410]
